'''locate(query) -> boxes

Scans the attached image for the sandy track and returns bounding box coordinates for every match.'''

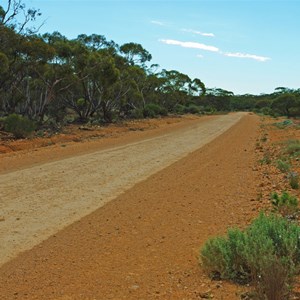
[0,113,260,300]
[0,113,244,267]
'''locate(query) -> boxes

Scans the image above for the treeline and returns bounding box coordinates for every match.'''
[0,1,300,137]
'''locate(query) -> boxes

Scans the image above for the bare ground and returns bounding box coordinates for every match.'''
[0,113,261,299]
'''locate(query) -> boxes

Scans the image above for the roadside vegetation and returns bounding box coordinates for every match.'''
[201,116,300,299]
[0,1,300,139]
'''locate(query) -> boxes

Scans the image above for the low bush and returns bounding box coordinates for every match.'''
[271,191,298,217]
[284,140,300,157]
[276,159,291,173]
[128,108,144,119]
[173,104,185,115]
[273,119,294,129]
[4,114,36,138]
[184,104,201,114]
[143,103,167,118]
[200,213,300,298]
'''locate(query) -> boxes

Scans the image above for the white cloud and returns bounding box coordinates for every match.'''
[151,20,166,26]
[223,52,271,62]
[182,28,215,37]
[196,54,204,59]
[160,39,219,52]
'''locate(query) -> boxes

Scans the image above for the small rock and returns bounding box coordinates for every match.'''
[0,217,5,222]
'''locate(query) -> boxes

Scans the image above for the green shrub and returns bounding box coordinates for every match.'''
[200,213,300,298]
[184,104,201,114]
[128,108,144,119]
[173,104,185,115]
[143,103,167,118]
[271,191,298,217]
[284,140,300,157]
[4,114,36,138]
[260,107,274,116]
[273,119,294,129]
[276,159,291,173]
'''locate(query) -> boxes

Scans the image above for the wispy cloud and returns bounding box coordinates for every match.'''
[182,28,215,37]
[159,38,270,63]
[151,20,166,26]
[223,52,271,62]
[160,39,219,52]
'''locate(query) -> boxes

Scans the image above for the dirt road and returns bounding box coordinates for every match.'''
[0,112,260,299]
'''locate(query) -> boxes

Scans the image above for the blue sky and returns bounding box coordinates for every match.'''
[15,1,300,94]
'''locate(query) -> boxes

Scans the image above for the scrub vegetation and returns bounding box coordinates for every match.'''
[0,1,300,138]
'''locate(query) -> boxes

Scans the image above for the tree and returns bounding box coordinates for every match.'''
[203,88,233,111]
[120,42,152,66]
[0,0,42,34]
[271,93,298,118]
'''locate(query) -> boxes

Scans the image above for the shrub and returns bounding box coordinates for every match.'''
[273,119,294,129]
[200,213,300,298]
[184,104,201,114]
[173,104,185,115]
[143,103,167,118]
[128,108,144,119]
[271,191,298,217]
[260,107,274,116]
[276,159,291,173]
[4,114,36,138]
[284,140,300,157]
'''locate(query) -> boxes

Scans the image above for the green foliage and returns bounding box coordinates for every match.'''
[128,108,144,119]
[184,104,201,114]
[271,191,298,217]
[284,140,300,157]
[4,114,36,138]
[173,104,185,115]
[273,119,294,129]
[200,213,300,297]
[0,52,9,73]
[1,0,300,127]
[271,94,299,118]
[259,107,274,116]
[276,159,291,173]
[143,103,167,118]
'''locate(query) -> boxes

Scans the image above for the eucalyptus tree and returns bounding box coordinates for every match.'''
[203,88,233,111]
[157,69,192,110]
[120,42,152,67]
[271,93,299,118]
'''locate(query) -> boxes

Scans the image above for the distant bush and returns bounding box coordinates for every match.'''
[260,107,274,116]
[184,104,201,114]
[200,213,300,299]
[143,103,167,118]
[4,114,36,138]
[128,108,144,119]
[174,104,185,115]
[273,119,294,129]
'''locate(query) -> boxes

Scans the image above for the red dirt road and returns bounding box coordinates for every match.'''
[0,113,260,299]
